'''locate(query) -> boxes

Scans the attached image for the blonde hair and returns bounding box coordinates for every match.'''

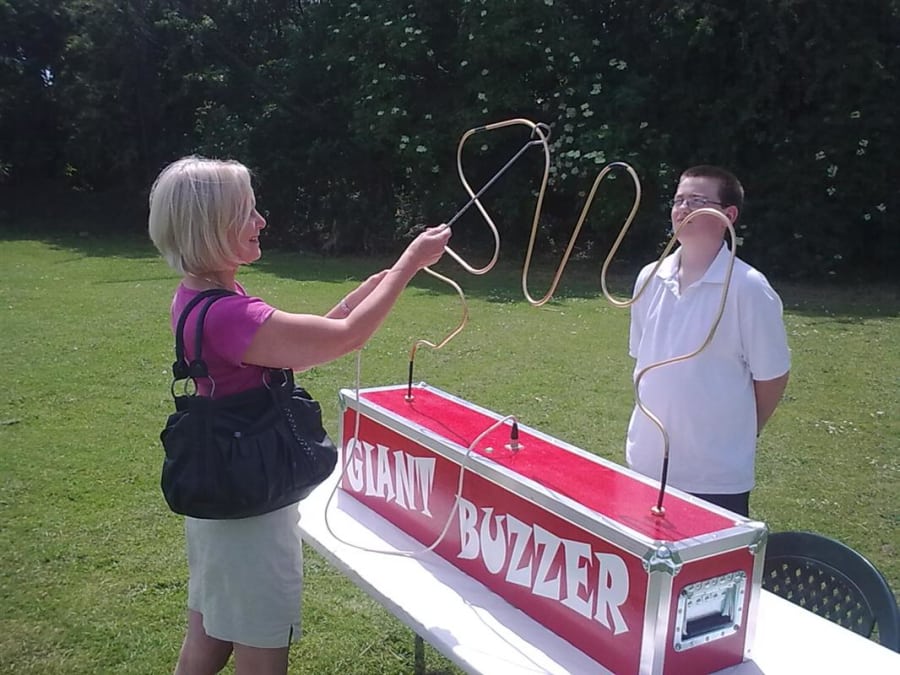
[148,156,254,275]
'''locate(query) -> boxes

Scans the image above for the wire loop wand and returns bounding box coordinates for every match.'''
[406,119,552,400]
[406,118,644,401]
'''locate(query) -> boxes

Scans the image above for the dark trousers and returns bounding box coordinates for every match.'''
[690,491,750,517]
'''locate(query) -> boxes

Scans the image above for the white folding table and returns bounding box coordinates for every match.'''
[298,477,899,674]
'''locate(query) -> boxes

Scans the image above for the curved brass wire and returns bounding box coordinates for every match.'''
[406,119,552,398]
[444,118,551,275]
[626,208,737,515]
[406,268,469,400]
[407,118,644,400]
[600,194,678,309]
[522,161,641,307]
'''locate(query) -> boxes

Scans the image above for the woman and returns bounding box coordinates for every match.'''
[148,156,451,675]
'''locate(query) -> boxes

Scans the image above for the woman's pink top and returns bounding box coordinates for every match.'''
[171,282,276,397]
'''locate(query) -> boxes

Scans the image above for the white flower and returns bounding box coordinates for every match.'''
[416,145,427,153]
[876,203,886,212]
[815,151,825,160]
[850,110,861,119]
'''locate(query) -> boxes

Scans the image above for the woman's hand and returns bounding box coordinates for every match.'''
[399,223,451,271]
[244,224,451,371]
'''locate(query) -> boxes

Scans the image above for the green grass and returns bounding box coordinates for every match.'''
[1,232,897,674]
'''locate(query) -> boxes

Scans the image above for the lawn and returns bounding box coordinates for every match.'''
[1,232,897,674]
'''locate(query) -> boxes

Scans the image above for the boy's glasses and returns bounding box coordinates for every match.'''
[670,196,723,210]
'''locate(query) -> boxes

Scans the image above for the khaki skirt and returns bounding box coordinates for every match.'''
[185,502,303,648]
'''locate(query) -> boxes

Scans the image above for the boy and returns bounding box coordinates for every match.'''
[626,165,790,516]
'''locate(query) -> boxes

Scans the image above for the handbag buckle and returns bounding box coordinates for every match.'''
[263,369,291,390]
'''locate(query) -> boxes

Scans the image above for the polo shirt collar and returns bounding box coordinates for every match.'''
[656,243,731,289]
[701,243,733,284]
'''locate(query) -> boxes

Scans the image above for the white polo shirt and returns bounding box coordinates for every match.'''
[626,244,791,494]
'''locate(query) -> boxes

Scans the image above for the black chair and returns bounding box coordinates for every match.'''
[763,530,900,652]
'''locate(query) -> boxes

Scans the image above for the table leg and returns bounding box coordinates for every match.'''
[414,633,425,675]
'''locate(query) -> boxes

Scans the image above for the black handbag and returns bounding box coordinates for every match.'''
[159,289,338,519]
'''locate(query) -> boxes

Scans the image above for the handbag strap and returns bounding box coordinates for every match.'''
[171,288,236,381]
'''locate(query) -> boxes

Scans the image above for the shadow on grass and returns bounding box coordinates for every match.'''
[777,282,900,320]
[1,227,159,260]
[4,229,898,316]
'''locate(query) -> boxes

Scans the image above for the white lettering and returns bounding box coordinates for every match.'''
[393,450,415,510]
[479,508,507,574]
[345,436,631,636]
[413,457,435,517]
[458,497,479,559]
[344,436,436,516]
[345,438,368,493]
[504,515,533,588]
[363,441,377,496]
[561,539,593,619]
[453,496,630,635]
[375,444,395,501]
[594,553,629,635]
[532,524,562,600]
